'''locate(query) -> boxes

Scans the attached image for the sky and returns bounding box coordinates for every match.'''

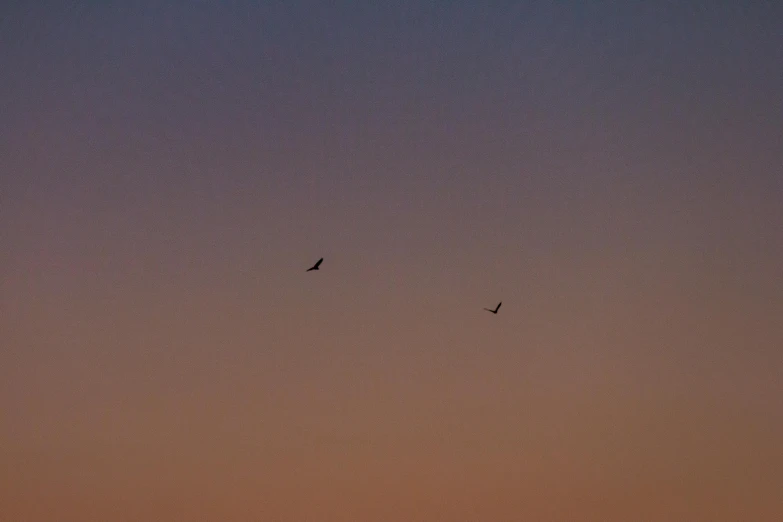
[2,2,782,521]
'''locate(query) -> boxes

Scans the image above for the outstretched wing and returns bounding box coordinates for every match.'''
[306,258,323,271]
[495,302,502,312]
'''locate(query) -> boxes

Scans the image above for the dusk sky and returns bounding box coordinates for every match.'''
[2,2,782,520]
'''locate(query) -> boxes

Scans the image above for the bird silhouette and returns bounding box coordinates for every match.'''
[483,302,502,314]
[306,258,323,271]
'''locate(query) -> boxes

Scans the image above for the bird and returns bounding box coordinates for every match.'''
[306,257,323,272]
[483,302,501,314]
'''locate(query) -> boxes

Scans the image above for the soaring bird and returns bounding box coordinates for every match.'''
[483,302,501,314]
[306,258,323,272]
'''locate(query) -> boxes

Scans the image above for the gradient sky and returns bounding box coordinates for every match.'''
[2,2,782,521]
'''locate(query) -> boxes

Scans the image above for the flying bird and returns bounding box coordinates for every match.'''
[483,302,502,314]
[306,258,323,272]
